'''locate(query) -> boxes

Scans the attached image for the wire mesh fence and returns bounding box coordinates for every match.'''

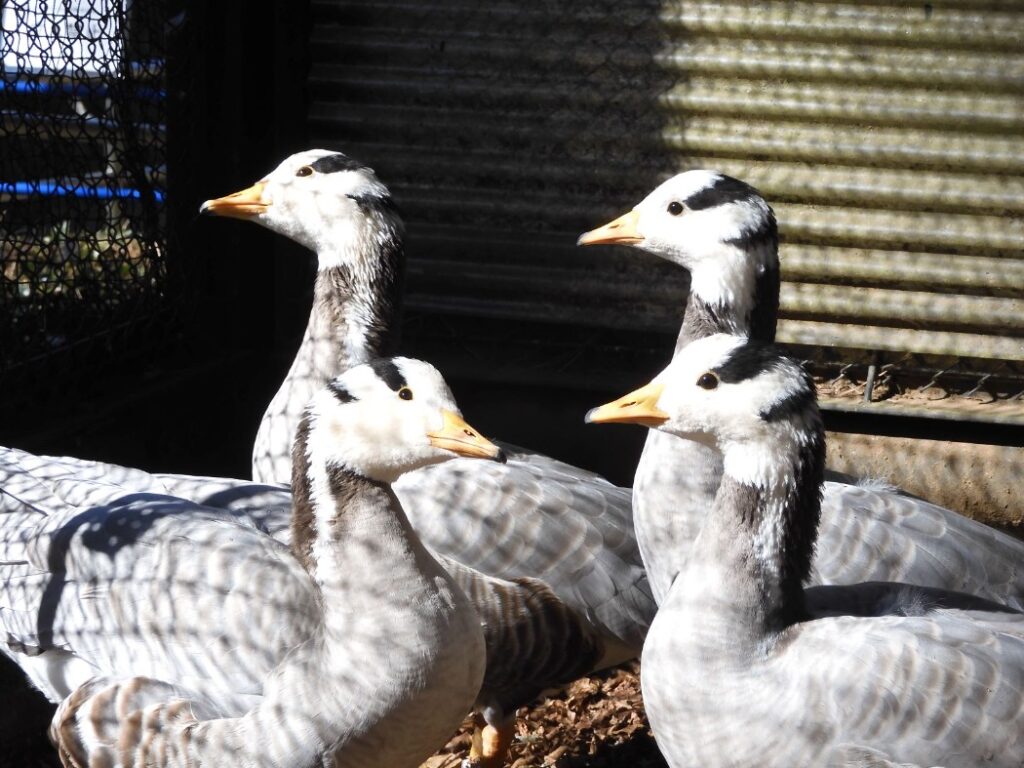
[803,348,1024,413]
[1,0,169,398]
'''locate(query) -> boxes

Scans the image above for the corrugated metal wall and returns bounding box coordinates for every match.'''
[308,1,1024,411]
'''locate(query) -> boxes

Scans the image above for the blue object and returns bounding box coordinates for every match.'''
[0,179,165,202]
[0,75,165,103]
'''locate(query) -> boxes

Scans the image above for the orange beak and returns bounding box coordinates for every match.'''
[427,410,506,463]
[577,209,643,246]
[585,381,668,427]
[199,181,269,219]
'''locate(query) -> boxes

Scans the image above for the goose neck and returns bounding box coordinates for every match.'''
[675,244,779,353]
[306,245,402,369]
[678,432,823,642]
[188,457,456,768]
[248,227,404,484]
[289,417,426,597]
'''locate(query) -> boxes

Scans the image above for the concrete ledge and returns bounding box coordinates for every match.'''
[826,431,1024,529]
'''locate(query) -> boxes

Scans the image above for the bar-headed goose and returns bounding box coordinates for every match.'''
[578,171,1024,610]
[200,151,405,484]
[587,334,1024,768]
[5,358,500,768]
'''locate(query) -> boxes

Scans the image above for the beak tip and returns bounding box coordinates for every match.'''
[198,200,213,215]
[576,233,588,247]
[584,407,598,424]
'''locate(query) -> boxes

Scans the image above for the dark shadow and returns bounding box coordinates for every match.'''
[804,581,1022,621]
[562,733,668,768]
[0,655,59,768]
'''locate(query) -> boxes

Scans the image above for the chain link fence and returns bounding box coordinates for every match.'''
[805,348,1024,411]
[1,0,170,401]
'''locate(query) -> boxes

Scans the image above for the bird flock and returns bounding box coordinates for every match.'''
[1,149,1022,768]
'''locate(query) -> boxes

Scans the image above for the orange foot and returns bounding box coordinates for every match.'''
[464,713,515,768]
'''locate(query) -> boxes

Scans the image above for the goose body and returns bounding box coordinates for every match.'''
[3,358,497,767]
[588,335,1024,768]
[579,171,1024,610]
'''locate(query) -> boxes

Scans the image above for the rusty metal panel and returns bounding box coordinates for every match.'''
[308,0,1024,417]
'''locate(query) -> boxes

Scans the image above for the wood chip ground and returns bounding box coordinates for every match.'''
[421,663,667,768]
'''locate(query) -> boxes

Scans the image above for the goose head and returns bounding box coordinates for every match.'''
[303,356,506,484]
[586,334,821,484]
[200,149,403,271]
[578,172,779,339]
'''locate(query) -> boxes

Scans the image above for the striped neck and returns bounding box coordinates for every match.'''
[310,254,402,370]
[308,194,405,365]
[676,233,779,352]
[290,414,393,579]
[682,425,824,638]
[635,245,779,603]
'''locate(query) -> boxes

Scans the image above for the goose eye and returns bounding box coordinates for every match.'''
[697,372,718,390]
[667,201,684,216]
[398,387,413,401]
[296,165,314,177]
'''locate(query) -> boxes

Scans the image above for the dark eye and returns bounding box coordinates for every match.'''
[697,372,718,390]
[296,165,313,177]
[667,201,684,216]
[398,387,413,401]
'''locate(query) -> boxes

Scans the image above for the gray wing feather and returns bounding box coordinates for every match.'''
[652,605,1024,767]
[0,449,315,709]
[394,444,652,650]
[803,609,1024,767]
[2,439,652,719]
[814,483,1024,610]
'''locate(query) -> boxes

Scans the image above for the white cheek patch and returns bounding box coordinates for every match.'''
[332,408,404,480]
[341,364,385,392]
[717,366,810,489]
[307,388,378,478]
[689,201,751,247]
[722,440,788,488]
[426,408,445,434]
[688,249,757,317]
[687,204,771,307]
[309,199,362,269]
[264,194,316,250]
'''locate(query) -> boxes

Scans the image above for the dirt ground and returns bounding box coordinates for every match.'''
[422,663,667,768]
